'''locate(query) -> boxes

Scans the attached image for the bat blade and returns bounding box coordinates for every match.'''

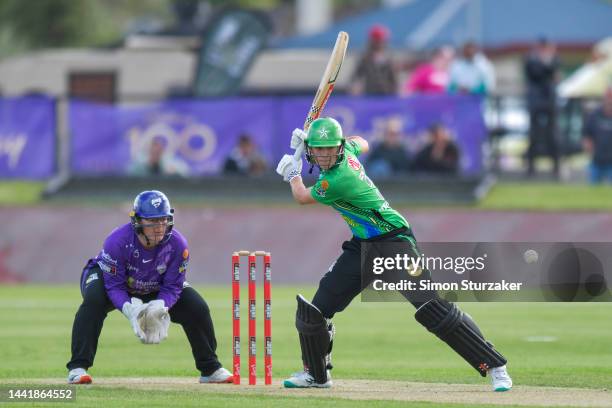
[294,31,349,161]
[304,30,349,131]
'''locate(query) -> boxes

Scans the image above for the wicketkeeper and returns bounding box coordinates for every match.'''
[66,190,232,384]
[276,118,512,391]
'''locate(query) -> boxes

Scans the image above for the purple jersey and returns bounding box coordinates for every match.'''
[88,223,189,310]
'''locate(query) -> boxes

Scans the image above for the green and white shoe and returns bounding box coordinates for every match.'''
[489,365,512,392]
[283,370,332,388]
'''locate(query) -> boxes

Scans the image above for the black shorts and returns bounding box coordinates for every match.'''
[311,227,437,318]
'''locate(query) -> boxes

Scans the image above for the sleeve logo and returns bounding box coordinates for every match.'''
[97,260,117,276]
[348,157,361,171]
[100,249,117,265]
[85,272,99,285]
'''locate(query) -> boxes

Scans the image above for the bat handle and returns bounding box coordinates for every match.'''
[293,145,304,162]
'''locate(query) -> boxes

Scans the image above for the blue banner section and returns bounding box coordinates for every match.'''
[0,96,55,179]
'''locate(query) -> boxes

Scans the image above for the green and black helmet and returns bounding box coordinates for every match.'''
[304,117,345,167]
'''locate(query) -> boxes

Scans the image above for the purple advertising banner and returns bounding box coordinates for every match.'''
[70,95,486,176]
[0,96,55,179]
[279,95,486,174]
[70,98,279,176]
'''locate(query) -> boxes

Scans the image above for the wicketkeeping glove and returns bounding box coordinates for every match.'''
[276,154,303,182]
[138,299,170,344]
[121,297,147,343]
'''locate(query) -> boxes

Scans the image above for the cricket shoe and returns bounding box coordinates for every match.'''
[199,367,233,384]
[67,368,92,384]
[489,365,512,392]
[283,370,332,388]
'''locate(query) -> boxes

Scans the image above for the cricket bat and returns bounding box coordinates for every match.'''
[293,31,349,161]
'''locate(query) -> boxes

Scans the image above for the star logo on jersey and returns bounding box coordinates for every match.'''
[151,197,162,208]
[319,127,329,138]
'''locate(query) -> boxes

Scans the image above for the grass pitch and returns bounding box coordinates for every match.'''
[0,285,611,407]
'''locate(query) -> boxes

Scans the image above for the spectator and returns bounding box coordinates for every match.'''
[403,46,455,95]
[129,137,190,177]
[411,124,460,174]
[448,41,495,95]
[223,134,268,176]
[524,37,560,177]
[350,24,398,95]
[582,86,612,183]
[367,118,410,177]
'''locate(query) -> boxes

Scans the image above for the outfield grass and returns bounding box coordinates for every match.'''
[0,181,45,205]
[478,182,612,210]
[3,180,612,210]
[0,285,610,407]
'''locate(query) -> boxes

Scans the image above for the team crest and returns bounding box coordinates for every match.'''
[151,197,162,208]
[319,128,329,138]
[156,263,167,275]
[348,157,361,171]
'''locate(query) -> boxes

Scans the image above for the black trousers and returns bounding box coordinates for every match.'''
[527,106,559,175]
[312,228,439,319]
[66,266,222,376]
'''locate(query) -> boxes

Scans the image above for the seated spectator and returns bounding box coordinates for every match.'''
[403,46,455,95]
[582,86,612,183]
[129,137,190,177]
[448,41,495,95]
[412,124,460,174]
[223,134,268,176]
[367,118,410,177]
[350,24,398,95]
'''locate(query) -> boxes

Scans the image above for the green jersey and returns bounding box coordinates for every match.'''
[310,140,409,239]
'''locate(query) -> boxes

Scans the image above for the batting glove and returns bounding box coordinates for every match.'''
[276,154,303,182]
[290,128,307,151]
